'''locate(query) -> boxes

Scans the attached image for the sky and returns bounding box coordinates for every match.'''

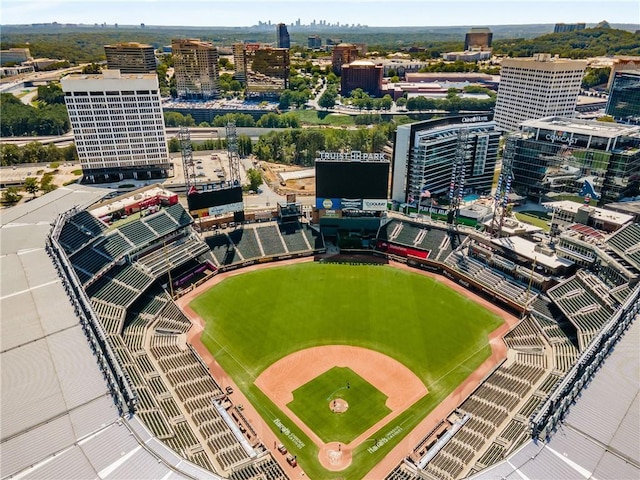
[1,0,639,27]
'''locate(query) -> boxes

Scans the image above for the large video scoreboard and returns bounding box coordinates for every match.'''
[315,151,390,214]
[187,185,244,217]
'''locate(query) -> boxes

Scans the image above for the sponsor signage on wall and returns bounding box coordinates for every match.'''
[207,201,244,216]
[362,199,387,211]
[316,198,342,210]
[316,150,388,162]
[341,198,363,209]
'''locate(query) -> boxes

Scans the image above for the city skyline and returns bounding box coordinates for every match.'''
[2,0,639,28]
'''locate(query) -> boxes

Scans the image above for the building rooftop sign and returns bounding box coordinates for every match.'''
[316,150,388,162]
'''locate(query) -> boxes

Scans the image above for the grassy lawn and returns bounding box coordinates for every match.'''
[288,367,391,444]
[515,210,551,231]
[192,263,503,478]
[291,109,355,126]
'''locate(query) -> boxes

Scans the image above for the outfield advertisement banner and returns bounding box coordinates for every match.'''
[362,199,387,211]
[208,201,245,216]
[341,198,363,209]
[316,198,342,210]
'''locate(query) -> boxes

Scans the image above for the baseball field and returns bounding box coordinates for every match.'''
[190,262,504,479]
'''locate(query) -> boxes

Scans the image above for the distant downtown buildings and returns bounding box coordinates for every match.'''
[494,53,587,132]
[61,70,171,183]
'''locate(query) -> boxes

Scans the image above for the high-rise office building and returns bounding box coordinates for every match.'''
[464,28,493,50]
[245,47,290,98]
[392,115,501,204]
[511,116,640,204]
[494,53,587,132]
[233,43,247,83]
[332,43,359,74]
[607,56,640,89]
[307,35,322,49]
[277,23,290,49]
[172,38,220,100]
[340,60,383,97]
[104,42,156,73]
[606,70,640,124]
[61,70,171,183]
[554,23,586,33]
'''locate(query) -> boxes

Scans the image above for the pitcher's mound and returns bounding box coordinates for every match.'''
[330,398,348,413]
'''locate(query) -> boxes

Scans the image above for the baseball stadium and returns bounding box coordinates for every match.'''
[1,166,639,480]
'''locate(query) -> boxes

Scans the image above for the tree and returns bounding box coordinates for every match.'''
[318,90,337,109]
[246,168,263,192]
[24,177,40,198]
[81,63,102,74]
[2,187,21,204]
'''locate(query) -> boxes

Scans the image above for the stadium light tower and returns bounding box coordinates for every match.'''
[491,134,516,238]
[179,127,197,194]
[225,121,241,186]
[447,128,469,226]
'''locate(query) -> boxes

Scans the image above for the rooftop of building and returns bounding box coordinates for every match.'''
[520,116,640,139]
[490,235,574,269]
[501,53,588,66]
[543,200,635,226]
[62,69,158,82]
[105,42,153,48]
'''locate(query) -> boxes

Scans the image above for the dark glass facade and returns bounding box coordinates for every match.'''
[606,71,640,124]
[512,122,640,204]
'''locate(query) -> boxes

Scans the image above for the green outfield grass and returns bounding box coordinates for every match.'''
[192,263,503,479]
[288,367,391,443]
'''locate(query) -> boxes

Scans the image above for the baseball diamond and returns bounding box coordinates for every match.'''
[186,261,510,478]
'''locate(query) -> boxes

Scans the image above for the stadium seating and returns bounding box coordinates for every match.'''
[119,220,158,247]
[607,223,640,268]
[135,234,210,277]
[279,223,313,252]
[58,210,107,255]
[165,203,193,227]
[255,225,287,256]
[144,209,181,237]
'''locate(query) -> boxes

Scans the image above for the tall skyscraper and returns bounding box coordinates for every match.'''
[172,38,220,100]
[61,70,171,183]
[277,23,290,49]
[104,42,156,73]
[233,43,247,83]
[494,53,587,132]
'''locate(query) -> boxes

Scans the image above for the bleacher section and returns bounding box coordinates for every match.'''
[547,272,615,349]
[144,209,181,237]
[398,346,550,480]
[445,250,535,306]
[205,222,321,267]
[607,223,640,270]
[377,219,455,260]
[119,220,158,247]
[165,203,194,227]
[58,210,107,255]
[135,234,210,277]
[255,225,286,257]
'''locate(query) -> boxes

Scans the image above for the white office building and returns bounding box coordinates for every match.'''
[61,70,172,183]
[494,53,587,132]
